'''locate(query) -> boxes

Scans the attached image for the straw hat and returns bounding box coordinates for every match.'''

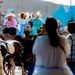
[18,12,26,18]
[6,13,16,17]
[35,11,42,18]
[25,12,29,18]
[17,13,21,18]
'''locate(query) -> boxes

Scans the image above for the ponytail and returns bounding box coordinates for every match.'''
[47,29,59,47]
[45,17,59,47]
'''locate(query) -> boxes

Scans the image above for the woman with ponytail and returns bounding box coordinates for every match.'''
[32,17,73,75]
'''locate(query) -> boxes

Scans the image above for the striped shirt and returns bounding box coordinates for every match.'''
[67,33,75,61]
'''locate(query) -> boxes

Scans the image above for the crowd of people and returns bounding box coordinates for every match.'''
[2,11,63,39]
[32,17,74,75]
[2,11,75,75]
[2,11,44,39]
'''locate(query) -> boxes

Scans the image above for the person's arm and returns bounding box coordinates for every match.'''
[32,37,39,55]
[64,37,71,56]
[17,18,20,24]
[12,19,17,28]
[3,20,8,26]
[40,19,44,27]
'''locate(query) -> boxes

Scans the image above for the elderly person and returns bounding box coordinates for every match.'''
[3,13,17,35]
[32,17,73,75]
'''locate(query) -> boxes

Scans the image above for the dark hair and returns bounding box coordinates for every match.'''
[45,17,59,47]
[21,13,25,19]
[68,22,75,33]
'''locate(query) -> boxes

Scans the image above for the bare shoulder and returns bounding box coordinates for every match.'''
[58,35,68,43]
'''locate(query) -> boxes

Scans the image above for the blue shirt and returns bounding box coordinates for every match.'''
[30,18,43,35]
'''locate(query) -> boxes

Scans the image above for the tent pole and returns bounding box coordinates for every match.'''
[70,0,72,6]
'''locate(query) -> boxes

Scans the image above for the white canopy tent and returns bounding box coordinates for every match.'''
[41,0,75,26]
[42,0,75,5]
[41,0,75,12]
[1,0,75,26]
[0,0,60,16]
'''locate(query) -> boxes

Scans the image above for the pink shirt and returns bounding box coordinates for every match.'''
[3,18,17,28]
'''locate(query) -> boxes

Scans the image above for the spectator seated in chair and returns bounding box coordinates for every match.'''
[3,13,17,35]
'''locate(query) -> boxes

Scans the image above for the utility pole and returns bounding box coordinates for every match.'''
[0,0,3,34]
[0,0,3,25]
[70,0,72,6]
[0,12,1,25]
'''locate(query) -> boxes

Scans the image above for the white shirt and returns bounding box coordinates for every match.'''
[32,35,70,68]
[18,18,28,24]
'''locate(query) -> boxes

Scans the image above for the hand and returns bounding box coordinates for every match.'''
[6,25,10,28]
